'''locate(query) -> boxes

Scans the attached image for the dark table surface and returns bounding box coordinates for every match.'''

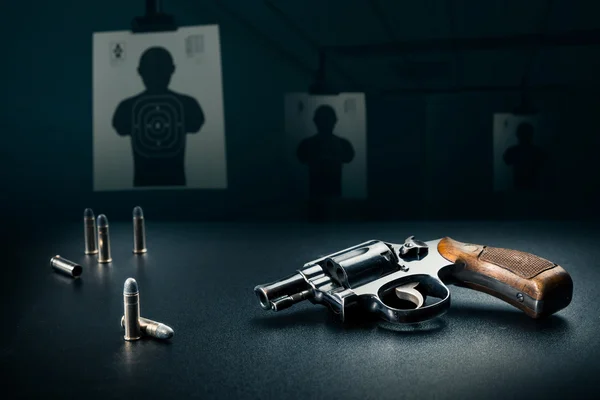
[1,220,599,399]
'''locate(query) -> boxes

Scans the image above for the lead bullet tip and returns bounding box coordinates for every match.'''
[84,208,94,218]
[97,214,109,227]
[155,324,174,339]
[124,278,139,295]
[133,206,144,218]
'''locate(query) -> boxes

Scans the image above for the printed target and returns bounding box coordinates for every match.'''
[493,113,553,192]
[284,92,367,199]
[132,95,185,158]
[92,25,227,190]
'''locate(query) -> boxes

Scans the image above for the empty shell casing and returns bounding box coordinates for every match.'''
[123,278,142,341]
[84,208,98,255]
[50,256,82,278]
[120,316,174,340]
[97,214,112,263]
[132,206,147,254]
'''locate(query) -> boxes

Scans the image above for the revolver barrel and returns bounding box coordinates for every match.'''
[254,273,312,311]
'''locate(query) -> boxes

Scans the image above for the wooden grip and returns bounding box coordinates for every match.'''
[438,237,573,318]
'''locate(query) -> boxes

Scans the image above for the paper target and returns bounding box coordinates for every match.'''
[284,93,367,199]
[493,113,549,192]
[93,25,227,191]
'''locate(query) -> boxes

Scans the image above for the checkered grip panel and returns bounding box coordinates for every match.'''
[479,247,556,279]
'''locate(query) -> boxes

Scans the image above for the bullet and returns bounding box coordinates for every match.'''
[123,278,142,341]
[83,208,98,255]
[120,316,174,340]
[50,255,82,278]
[132,206,147,254]
[97,214,112,263]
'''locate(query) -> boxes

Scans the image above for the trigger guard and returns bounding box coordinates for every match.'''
[364,276,451,324]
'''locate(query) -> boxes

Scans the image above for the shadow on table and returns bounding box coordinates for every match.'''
[133,253,149,281]
[251,304,570,335]
[250,308,329,328]
[445,305,570,333]
[250,308,446,336]
[51,273,84,290]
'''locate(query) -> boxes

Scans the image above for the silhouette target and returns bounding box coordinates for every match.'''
[503,122,546,190]
[93,25,228,191]
[284,93,367,200]
[297,105,355,199]
[493,113,549,192]
[112,46,205,187]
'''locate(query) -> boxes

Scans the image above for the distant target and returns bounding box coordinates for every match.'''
[284,92,367,200]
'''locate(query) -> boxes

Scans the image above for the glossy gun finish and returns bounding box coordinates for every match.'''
[254,237,573,324]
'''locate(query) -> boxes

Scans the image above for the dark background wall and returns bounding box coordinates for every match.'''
[1,0,599,223]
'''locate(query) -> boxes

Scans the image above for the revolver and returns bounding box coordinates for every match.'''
[254,237,573,323]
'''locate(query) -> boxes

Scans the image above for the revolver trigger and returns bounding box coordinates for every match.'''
[395,282,424,309]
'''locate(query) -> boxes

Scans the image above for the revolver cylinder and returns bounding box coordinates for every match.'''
[322,240,399,288]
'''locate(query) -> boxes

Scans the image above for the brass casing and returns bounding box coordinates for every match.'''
[120,316,174,340]
[123,292,142,341]
[98,225,112,263]
[50,256,82,278]
[84,217,98,255]
[133,216,147,254]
